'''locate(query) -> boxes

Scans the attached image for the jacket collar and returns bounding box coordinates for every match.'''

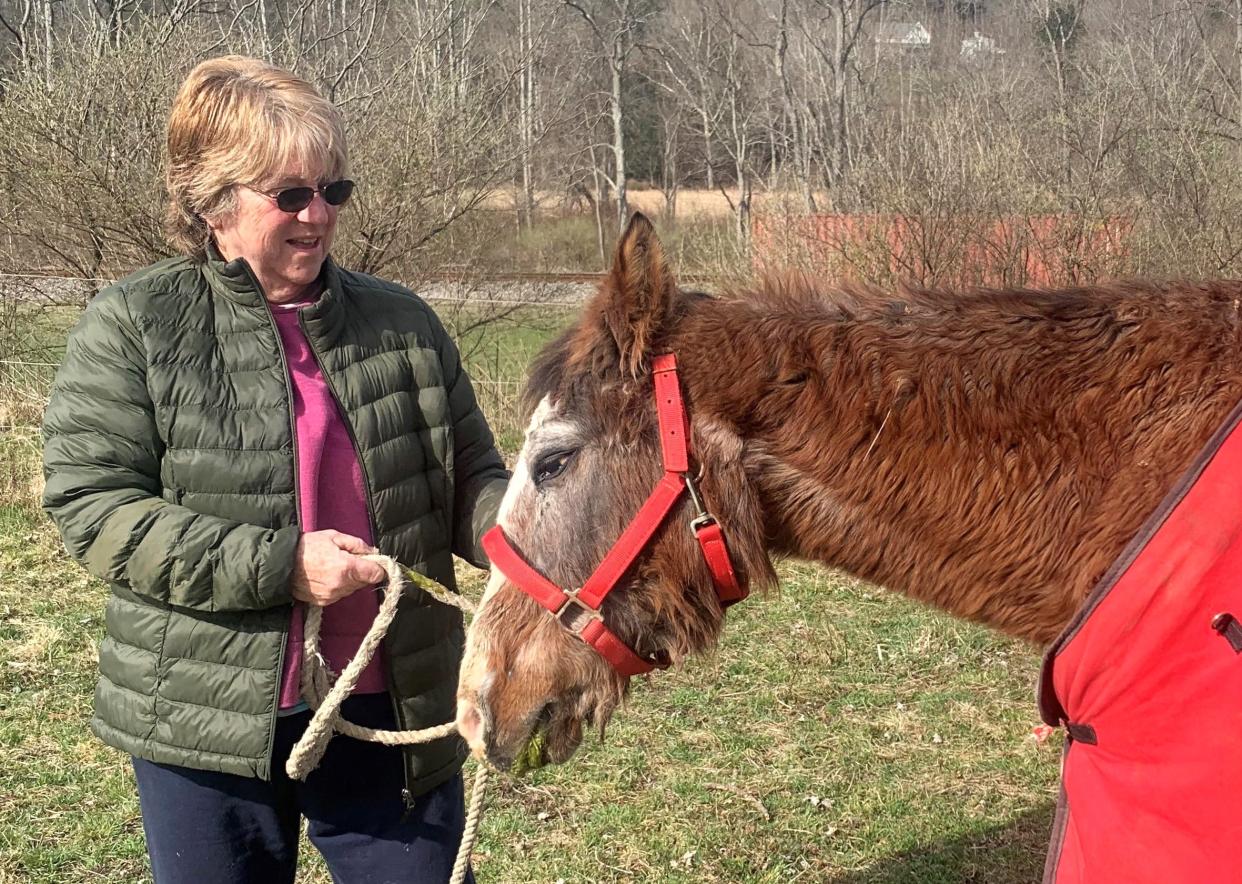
[201,244,347,343]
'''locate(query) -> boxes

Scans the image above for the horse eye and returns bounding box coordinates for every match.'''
[533,450,575,486]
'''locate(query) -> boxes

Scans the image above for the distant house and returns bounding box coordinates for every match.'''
[874,21,932,54]
[960,31,1005,63]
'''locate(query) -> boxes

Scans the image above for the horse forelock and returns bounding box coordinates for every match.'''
[522,329,574,419]
[523,287,715,422]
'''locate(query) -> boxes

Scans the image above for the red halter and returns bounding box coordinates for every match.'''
[481,353,747,676]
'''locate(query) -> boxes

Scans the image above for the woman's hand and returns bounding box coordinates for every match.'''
[290,530,388,607]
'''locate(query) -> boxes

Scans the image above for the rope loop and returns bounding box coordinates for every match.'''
[285,555,482,884]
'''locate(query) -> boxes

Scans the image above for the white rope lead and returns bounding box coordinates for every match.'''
[286,555,483,884]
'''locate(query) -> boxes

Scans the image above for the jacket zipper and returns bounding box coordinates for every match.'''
[251,266,300,781]
[299,310,418,808]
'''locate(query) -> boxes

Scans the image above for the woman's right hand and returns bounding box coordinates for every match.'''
[290,530,389,607]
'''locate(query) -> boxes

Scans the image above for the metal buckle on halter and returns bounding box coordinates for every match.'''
[551,588,602,635]
[683,471,717,533]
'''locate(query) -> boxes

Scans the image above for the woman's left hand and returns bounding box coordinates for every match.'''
[290,530,387,606]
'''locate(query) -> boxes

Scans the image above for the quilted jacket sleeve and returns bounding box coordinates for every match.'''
[430,314,509,569]
[42,288,300,613]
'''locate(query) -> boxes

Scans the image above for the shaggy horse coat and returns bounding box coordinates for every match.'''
[457,215,1242,877]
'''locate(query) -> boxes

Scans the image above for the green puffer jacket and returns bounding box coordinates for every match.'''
[42,252,508,799]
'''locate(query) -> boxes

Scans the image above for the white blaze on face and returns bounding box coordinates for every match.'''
[466,395,581,697]
[493,398,548,530]
[481,395,580,609]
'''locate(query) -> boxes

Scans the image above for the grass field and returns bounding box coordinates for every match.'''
[0,300,1062,883]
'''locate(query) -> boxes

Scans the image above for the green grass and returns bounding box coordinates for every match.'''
[453,304,575,452]
[459,561,1059,883]
[0,506,148,883]
[0,509,1061,882]
[0,304,1062,883]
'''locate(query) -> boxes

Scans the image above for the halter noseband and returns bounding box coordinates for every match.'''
[481,353,747,676]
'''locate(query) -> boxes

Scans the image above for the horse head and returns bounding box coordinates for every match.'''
[455,214,774,770]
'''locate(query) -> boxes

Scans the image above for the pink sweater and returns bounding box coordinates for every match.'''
[272,301,386,709]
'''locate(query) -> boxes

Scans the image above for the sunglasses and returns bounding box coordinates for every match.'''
[248,179,355,213]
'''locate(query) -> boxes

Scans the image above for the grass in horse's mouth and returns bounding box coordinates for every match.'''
[508,704,554,776]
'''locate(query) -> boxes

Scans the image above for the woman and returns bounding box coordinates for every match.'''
[41,55,507,883]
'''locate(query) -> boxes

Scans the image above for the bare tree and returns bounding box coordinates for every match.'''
[517,0,538,228]
[715,4,766,242]
[1029,0,1085,189]
[795,0,883,195]
[0,0,36,68]
[773,0,816,211]
[491,0,577,231]
[562,0,658,226]
[655,0,727,190]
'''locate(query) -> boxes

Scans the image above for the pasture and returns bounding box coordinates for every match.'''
[0,303,1060,883]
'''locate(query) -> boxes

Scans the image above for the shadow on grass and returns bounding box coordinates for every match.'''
[831,802,1055,884]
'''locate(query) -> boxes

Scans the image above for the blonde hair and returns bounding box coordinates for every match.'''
[164,55,349,258]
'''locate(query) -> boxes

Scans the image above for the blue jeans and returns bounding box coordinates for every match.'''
[131,693,474,884]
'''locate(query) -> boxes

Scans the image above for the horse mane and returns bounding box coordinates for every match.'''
[736,270,1241,330]
[710,272,1242,438]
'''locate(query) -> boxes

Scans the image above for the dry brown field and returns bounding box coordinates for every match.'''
[483,187,825,220]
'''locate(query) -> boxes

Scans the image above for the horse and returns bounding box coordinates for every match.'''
[455,214,1242,882]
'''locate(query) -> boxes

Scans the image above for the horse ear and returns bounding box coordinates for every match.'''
[602,213,676,377]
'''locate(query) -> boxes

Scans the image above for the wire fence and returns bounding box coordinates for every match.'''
[1,270,574,508]
[0,360,57,431]
[0,271,596,309]
[0,267,587,430]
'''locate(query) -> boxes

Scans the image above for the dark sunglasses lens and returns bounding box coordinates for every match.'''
[275,187,315,213]
[323,180,355,207]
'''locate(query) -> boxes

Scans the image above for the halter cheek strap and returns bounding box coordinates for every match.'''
[482,353,746,676]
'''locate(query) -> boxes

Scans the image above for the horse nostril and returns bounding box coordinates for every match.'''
[457,699,485,748]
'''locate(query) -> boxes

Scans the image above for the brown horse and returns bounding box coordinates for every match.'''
[455,213,1242,773]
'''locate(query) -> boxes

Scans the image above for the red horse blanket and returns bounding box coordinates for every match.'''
[1039,403,1242,883]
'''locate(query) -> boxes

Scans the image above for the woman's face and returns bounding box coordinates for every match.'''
[209,172,341,304]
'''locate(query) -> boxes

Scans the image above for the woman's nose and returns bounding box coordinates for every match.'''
[297,194,331,224]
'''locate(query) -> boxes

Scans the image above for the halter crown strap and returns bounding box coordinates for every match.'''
[652,353,690,472]
[655,353,747,605]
